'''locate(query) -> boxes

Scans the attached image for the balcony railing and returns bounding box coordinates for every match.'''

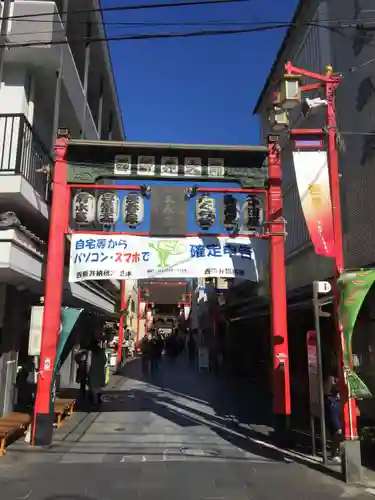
[0,114,52,202]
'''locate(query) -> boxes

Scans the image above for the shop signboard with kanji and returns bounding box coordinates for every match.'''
[69,234,258,282]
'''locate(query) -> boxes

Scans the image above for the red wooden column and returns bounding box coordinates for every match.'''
[267,136,291,429]
[32,137,69,446]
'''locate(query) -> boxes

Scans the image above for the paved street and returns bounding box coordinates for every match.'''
[0,357,373,499]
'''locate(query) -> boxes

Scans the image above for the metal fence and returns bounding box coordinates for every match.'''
[0,114,52,202]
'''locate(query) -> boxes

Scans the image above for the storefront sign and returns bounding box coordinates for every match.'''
[292,150,334,257]
[69,234,258,282]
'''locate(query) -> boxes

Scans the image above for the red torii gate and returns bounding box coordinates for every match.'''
[31,136,289,445]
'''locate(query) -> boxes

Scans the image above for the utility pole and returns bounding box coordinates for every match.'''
[0,0,11,86]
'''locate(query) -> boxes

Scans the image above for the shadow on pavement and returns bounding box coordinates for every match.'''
[88,356,340,480]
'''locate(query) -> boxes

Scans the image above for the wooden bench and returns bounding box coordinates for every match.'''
[0,412,32,456]
[54,398,76,428]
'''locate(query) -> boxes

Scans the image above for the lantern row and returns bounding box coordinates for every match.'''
[72,191,264,231]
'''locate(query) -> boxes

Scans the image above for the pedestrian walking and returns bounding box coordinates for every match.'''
[75,347,89,402]
[141,335,151,375]
[324,369,342,462]
[88,340,106,407]
[187,332,197,365]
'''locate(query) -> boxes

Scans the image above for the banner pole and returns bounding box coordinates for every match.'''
[313,283,328,465]
[325,77,358,444]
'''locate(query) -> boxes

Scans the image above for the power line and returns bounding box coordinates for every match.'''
[1,16,374,76]
[0,24,293,48]
[0,0,250,22]
[5,17,375,43]
[9,15,375,25]
[0,22,352,49]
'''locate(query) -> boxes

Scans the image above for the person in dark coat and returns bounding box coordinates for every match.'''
[187,332,197,364]
[87,341,106,407]
[75,348,89,401]
[141,335,151,375]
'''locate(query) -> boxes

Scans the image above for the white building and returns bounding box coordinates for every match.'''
[0,1,125,415]
[253,0,375,414]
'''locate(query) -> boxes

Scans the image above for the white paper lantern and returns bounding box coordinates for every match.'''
[97,192,120,225]
[123,192,144,228]
[72,192,96,225]
[195,195,216,230]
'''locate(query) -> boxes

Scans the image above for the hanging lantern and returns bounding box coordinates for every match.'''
[243,195,263,230]
[72,191,96,225]
[269,106,289,132]
[97,192,120,225]
[279,74,302,109]
[223,194,240,230]
[123,192,144,228]
[195,195,216,230]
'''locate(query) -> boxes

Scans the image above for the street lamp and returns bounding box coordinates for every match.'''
[275,60,360,481]
[269,106,289,132]
[278,73,302,109]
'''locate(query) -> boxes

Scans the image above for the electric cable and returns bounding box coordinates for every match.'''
[0,0,251,22]
[0,22,352,49]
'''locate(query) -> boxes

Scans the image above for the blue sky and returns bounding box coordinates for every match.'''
[104,0,299,145]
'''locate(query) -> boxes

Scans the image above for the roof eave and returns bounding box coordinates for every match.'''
[67,139,268,153]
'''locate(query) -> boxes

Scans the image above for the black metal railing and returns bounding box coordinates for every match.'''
[0,113,52,202]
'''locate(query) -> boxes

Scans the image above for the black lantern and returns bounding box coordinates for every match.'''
[244,195,263,229]
[223,194,239,230]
